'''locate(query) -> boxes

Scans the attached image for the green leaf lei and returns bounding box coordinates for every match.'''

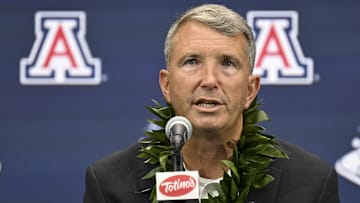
[137,99,289,203]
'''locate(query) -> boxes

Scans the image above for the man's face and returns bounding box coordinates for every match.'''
[160,20,259,134]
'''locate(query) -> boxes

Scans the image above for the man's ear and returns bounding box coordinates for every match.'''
[245,75,260,109]
[159,69,171,103]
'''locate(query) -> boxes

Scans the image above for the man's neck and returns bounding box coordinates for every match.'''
[181,133,239,179]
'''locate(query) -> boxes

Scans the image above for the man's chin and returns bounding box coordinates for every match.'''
[193,121,222,132]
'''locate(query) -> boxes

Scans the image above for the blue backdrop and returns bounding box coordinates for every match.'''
[0,0,359,202]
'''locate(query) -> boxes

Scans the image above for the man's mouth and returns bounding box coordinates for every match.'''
[195,99,221,108]
[198,102,216,108]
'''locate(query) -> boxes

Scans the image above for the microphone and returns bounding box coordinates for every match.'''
[165,116,192,153]
[165,116,192,172]
[156,116,199,201]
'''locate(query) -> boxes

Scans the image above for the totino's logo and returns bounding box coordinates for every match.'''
[159,175,196,196]
[247,11,313,85]
[20,11,101,85]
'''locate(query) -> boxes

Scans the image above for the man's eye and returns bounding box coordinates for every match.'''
[184,59,198,65]
[221,59,234,67]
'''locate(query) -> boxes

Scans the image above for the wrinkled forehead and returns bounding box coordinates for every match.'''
[171,20,249,60]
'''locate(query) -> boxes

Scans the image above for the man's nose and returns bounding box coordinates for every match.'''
[200,62,218,89]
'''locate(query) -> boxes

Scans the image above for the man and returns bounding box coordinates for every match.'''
[84,4,340,203]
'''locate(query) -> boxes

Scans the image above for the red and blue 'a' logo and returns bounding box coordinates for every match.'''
[247,11,313,85]
[20,11,101,85]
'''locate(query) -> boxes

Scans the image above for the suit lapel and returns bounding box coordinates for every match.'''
[136,163,156,193]
[246,166,282,203]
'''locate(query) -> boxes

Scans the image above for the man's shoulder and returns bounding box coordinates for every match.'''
[94,142,141,166]
[84,143,155,202]
[91,142,149,178]
[273,139,334,181]
[276,139,331,168]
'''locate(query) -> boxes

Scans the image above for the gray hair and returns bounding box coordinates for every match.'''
[164,4,256,72]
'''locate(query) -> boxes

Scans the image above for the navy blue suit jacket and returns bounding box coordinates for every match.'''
[83,140,340,203]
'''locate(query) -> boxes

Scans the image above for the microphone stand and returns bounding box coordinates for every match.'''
[171,134,187,203]
[172,134,185,171]
[166,117,195,202]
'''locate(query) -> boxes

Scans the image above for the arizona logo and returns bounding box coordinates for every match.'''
[20,11,101,85]
[335,137,360,186]
[247,11,313,85]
